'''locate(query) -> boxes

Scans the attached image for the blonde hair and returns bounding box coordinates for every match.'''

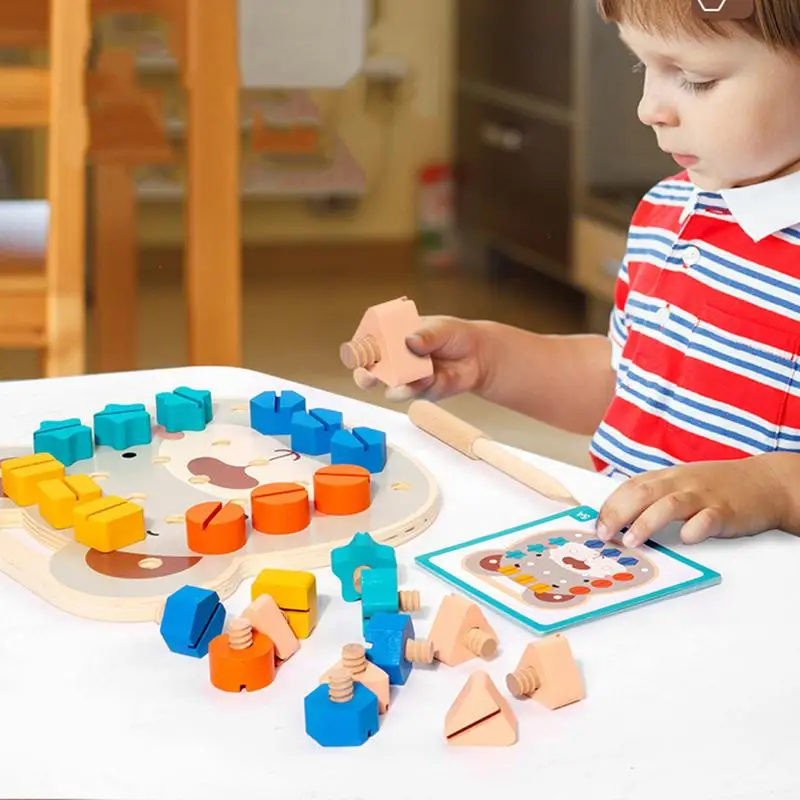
[596,0,800,50]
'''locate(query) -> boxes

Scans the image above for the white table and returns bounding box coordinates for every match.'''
[0,366,798,800]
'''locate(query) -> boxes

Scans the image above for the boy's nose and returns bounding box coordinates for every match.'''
[637,83,679,128]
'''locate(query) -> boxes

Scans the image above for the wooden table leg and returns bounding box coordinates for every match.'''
[93,162,137,373]
[184,0,241,367]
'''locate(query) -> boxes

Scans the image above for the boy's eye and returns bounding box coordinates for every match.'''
[679,77,718,93]
[632,59,645,74]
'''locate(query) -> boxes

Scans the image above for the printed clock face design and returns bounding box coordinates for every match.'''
[460,527,658,609]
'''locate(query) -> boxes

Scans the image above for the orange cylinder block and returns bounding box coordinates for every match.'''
[313,464,371,515]
[186,501,247,554]
[208,626,276,693]
[251,482,310,534]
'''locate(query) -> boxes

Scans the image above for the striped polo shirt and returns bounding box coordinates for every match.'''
[589,168,800,479]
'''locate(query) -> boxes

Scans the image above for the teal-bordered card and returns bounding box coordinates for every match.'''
[414,505,721,635]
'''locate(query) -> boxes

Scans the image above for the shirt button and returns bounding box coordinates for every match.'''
[656,304,671,326]
[683,246,701,266]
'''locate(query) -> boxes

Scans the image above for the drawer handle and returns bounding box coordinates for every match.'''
[479,122,524,152]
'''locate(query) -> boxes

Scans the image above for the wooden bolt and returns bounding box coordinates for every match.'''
[463,627,497,659]
[429,594,500,667]
[404,638,434,664]
[340,334,381,370]
[228,617,253,650]
[506,665,541,697]
[505,635,585,709]
[328,667,355,703]
[398,589,421,612]
[342,642,368,674]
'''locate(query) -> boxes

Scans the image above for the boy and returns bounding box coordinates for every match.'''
[357,0,800,549]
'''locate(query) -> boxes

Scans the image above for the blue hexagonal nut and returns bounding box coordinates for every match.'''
[330,426,387,473]
[304,682,379,747]
[33,418,93,467]
[249,390,306,435]
[94,403,152,450]
[361,566,398,623]
[290,408,343,455]
[330,531,396,602]
[159,585,226,658]
[365,611,415,685]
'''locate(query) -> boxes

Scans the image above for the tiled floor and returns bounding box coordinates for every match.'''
[0,254,596,470]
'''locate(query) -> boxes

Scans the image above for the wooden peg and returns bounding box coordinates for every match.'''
[340,296,433,389]
[428,594,499,666]
[506,634,585,710]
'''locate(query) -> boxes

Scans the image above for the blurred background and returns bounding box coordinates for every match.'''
[0,0,675,468]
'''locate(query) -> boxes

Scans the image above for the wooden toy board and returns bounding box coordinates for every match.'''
[415,505,721,635]
[0,394,439,623]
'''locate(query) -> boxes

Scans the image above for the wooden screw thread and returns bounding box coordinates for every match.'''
[340,335,381,370]
[398,589,421,612]
[506,665,541,698]
[405,638,434,664]
[342,643,367,674]
[328,667,355,703]
[463,627,497,659]
[228,617,253,650]
[353,565,370,592]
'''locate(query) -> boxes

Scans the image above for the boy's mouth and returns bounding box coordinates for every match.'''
[669,153,699,168]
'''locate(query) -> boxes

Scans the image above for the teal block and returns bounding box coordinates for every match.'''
[33,418,94,467]
[361,566,399,622]
[330,426,387,473]
[290,408,343,455]
[156,386,212,433]
[93,403,152,450]
[304,682,379,747]
[330,531,396,602]
[250,390,306,435]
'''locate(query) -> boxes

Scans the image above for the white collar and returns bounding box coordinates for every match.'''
[682,170,800,242]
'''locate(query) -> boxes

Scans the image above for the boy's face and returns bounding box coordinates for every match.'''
[619,23,800,190]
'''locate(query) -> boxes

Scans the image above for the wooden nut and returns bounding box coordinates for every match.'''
[313,464,371,515]
[186,501,247,554]
[251,482,310,534]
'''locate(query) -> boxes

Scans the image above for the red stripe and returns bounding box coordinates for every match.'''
[592,170,800,475]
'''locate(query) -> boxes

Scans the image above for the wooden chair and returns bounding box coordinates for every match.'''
[0,0,91,377]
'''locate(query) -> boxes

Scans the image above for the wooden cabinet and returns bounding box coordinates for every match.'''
[457,0,572,106]
[454,0,574,282]
[455,93,571,271]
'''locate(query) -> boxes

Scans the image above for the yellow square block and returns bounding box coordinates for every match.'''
[73,496,146,553]
[252,568,317,614]
[37,474,103,530]
[1,453,65,506]
[282,607,316,639]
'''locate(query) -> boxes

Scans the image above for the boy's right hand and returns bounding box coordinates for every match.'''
[353,315,491,402]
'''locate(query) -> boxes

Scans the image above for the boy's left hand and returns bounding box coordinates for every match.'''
[595,455,797,548]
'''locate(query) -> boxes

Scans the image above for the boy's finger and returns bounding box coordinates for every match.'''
[405,316,456,355]
[620,492,698,548]
[385,374,437,402]
[352,367,380,390]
